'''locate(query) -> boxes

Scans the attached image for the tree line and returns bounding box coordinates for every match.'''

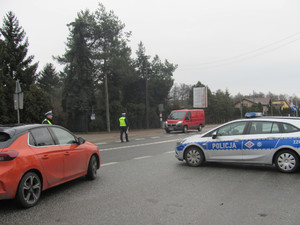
[0,4,298,132]
[0,5,177,132]
[169,82,300,124]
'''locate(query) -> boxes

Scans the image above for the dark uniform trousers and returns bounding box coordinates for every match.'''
[120,126,128,142]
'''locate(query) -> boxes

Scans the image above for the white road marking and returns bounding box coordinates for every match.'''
[164,151,174,154]
[102,151,174,167]
[95,142,107,145]
[99,139,178,152]
[150,136,159,139]
[101,162,119,167]
[135,138,145,141]
[134,156,152,160]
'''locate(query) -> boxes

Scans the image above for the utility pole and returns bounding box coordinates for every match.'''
[296,99,299,117]
[104,72,110,132]
[270,98,273,116]
[145,65,149,129]
[240,100,243,118]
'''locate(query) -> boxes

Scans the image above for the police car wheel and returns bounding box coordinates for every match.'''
[185,147,204,167]
[275,150,299,173]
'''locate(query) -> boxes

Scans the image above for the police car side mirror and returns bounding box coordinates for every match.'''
[212,131,217,139]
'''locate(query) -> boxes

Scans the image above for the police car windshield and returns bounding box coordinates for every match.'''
[168,112,186,120]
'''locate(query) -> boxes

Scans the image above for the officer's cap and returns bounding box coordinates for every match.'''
[122,113,126,116]
[45,110,53,116]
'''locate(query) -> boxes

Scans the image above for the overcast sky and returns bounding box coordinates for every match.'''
[1,0,300,97]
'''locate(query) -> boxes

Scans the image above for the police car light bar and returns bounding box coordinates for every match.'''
[244,112,263,118]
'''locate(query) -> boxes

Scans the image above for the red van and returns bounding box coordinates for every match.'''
[165,109,205,133]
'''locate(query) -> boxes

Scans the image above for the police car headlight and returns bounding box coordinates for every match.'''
[176,138,185,146]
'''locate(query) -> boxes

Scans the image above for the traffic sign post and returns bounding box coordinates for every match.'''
[291,105,298,117]
[14,80,23,124]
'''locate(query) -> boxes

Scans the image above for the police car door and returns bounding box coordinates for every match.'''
[205,121,247,162]
[243,121,282,164]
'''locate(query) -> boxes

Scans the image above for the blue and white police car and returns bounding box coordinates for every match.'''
[175,117,300,173]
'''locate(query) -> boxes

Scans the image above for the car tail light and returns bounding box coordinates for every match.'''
[0,151,19,161]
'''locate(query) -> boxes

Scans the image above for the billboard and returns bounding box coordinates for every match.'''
[193,87,208,108]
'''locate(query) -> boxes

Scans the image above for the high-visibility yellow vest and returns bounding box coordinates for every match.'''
[42,119,52,125]
[119,117,127,127]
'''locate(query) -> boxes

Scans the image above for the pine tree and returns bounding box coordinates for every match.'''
[92,3,132,132]
[37,63,61,95]
[0,39,8,123]
[0,11,38,123]
[56,10,95,131]
[0,11,38,89]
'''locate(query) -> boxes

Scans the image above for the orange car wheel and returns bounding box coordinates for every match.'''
[16,172,41,208]
[86,155,98,180]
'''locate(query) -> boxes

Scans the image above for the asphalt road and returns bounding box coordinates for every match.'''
[1,127,300,225]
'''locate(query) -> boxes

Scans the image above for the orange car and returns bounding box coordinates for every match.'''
[0,124,100,208]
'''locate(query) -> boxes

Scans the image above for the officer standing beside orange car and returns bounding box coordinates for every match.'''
[42,110,53,124]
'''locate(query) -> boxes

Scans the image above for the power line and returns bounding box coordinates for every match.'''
[180,32,300,70]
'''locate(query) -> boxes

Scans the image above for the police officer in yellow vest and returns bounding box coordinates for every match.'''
[119,113,129,142]
[42,111,53,124]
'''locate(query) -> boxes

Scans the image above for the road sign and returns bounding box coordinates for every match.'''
[193,87,208,108]
[291,106,298,111]
[14,79,23,124]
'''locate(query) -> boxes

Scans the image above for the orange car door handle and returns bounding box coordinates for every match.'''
[41,155,49,159]
[64,152,70,156]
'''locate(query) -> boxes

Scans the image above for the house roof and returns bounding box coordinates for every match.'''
[243,97,270,106]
